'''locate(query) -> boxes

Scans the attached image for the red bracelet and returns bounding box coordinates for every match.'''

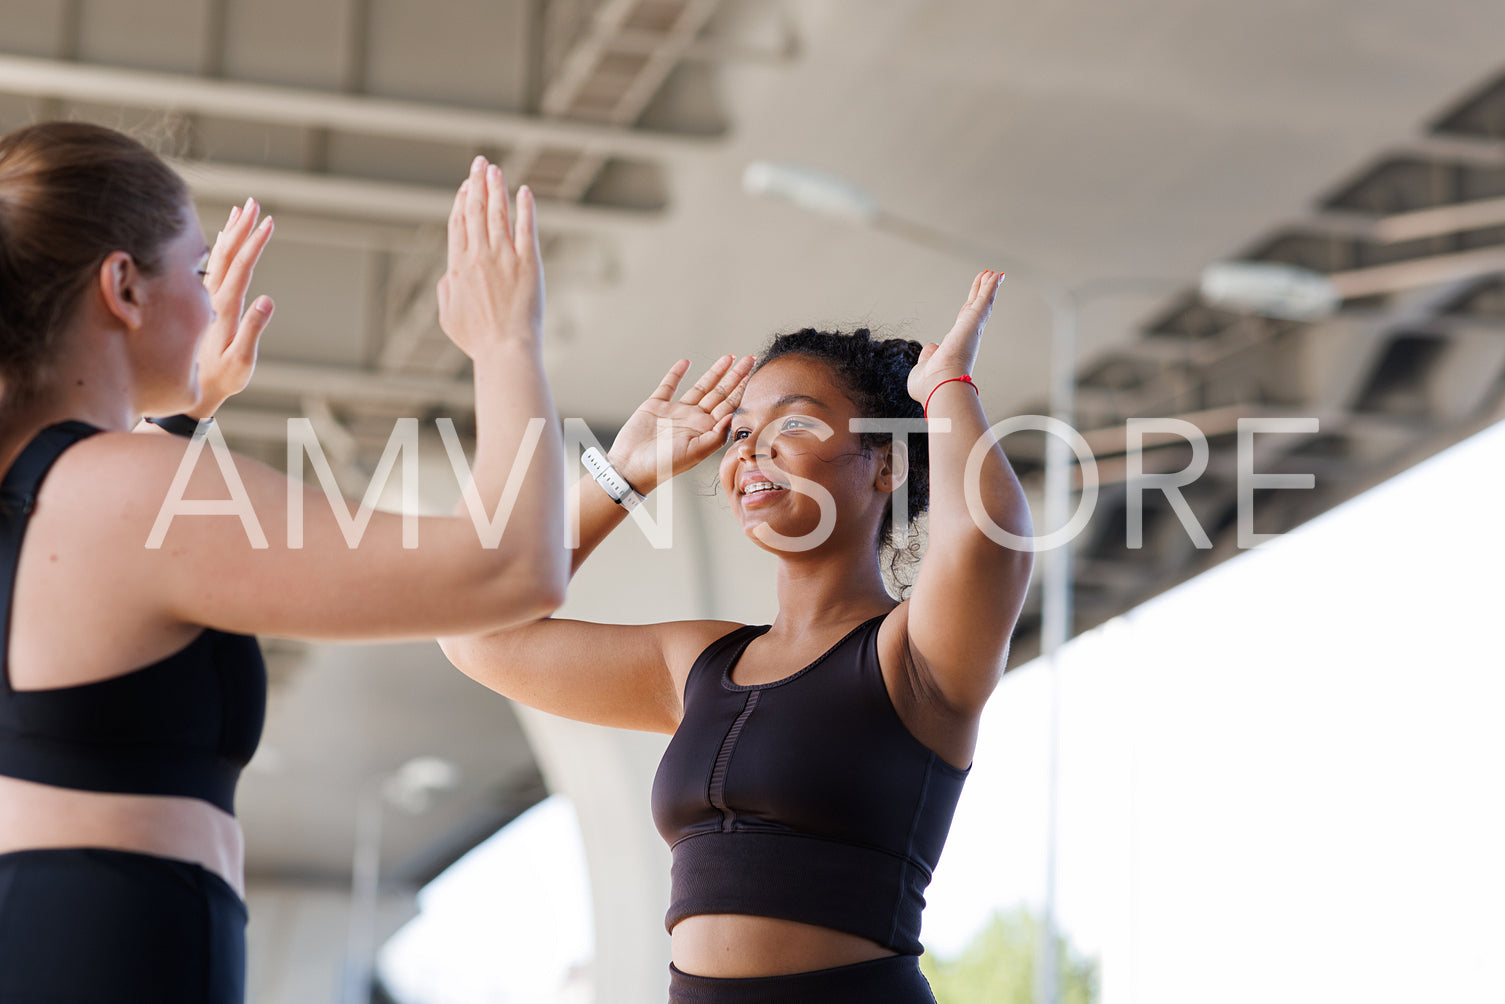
[924,374,978,419]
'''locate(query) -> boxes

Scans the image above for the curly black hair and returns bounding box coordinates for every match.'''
[756,327,928,587]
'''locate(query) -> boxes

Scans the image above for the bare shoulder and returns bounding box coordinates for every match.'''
[40,429,253,520]
[30,431,193,542]
[655,618,749,694]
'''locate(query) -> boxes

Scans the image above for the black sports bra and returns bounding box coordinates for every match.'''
[0,421,266,816]
[651,616,969,955]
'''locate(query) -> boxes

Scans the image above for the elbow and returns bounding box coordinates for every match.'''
[437,634,474,672]
[463,547,567,632]
[538,543,570,614]
[514,548,569,621]
[533,574,567,620]
[507,556,566,623]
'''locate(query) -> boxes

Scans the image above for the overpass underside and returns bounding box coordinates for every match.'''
[2,1,1503,1000]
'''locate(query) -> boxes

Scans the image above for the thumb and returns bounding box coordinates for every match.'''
[917,343,940,367]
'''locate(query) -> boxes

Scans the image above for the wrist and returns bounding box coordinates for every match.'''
[606,448,659,496]
[184,400,223,422]
[921,373,979,418]
[582,447,646,511]
[470,337,542,366]
[918,370,972,401]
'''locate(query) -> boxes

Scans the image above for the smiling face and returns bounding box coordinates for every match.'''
[132,204,213,414]
[719,354,896,556]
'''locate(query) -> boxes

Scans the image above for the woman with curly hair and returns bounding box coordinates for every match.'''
[0,125,567,1003]
[442,270,1032,1003]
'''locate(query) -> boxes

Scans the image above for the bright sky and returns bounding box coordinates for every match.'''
[382,418,1505,1004]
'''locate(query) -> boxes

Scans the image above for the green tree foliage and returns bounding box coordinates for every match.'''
[920,907,1098,1004]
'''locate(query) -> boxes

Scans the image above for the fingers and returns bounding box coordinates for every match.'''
[693,411,738,453]
[706,355,755,419]
[205,198,257,293]
[484,163,508,248]
[515,185,540,267]
[448,179,468,261]
[986,270,1004,301]
[649,359,692,403]
[452,157,526,261]
[464,155,487,249]
[214,214,274,307]
[975,270,1003,322]
[955,270,1004,330]
[679,354,736,407]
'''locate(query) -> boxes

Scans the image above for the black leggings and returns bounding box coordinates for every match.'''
[669,955,937,1003]
[0,847,247,1003]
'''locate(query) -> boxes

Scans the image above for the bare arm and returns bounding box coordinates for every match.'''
[902,271,1034,715]
[89,158,568,641]
[439,354,753,728]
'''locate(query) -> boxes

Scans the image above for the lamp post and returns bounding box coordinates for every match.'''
[341,755,461,1004]
[743,160,1339,1004]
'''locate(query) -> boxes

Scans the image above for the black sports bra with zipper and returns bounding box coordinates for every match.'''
[651,615,969,955]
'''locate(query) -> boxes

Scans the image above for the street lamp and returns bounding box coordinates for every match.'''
[742,159,1340,1004]
[341,755,461,1004]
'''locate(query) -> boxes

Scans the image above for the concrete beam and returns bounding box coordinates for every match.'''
[172,158,664,232]
[1374,195,1505,244]
[1327,246,1505,300]
[1383,135,1505,169]
[0,52,717,162]
[249,360,475,409]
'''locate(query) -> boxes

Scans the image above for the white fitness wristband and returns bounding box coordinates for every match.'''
[581,447,645,512]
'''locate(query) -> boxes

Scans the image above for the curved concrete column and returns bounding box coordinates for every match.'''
[514,709,673,1004]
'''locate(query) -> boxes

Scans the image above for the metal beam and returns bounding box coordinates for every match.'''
[0,52,717,162]
[172,159,665,232]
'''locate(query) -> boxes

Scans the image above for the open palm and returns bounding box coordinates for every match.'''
[907,270,1004,404]
[608,354,755,492]
[192,199,276,418]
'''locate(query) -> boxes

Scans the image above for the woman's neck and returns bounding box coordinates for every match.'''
[0,324,138,462]
[770,547,895,639]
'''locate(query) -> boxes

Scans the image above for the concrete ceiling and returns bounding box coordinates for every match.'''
[4,0,1504,893]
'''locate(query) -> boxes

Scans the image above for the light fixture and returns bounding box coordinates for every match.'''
[742,160,879,224]
[1198,260,1342,322]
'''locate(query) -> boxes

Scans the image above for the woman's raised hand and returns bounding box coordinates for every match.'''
[607,354,755,493]
[907,270,1004,405]
[191,198,276,418]
[437,156,543,357]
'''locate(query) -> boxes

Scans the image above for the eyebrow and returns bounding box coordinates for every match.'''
[731,394,829,418]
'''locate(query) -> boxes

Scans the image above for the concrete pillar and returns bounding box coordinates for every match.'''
[515,709,674,1003]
